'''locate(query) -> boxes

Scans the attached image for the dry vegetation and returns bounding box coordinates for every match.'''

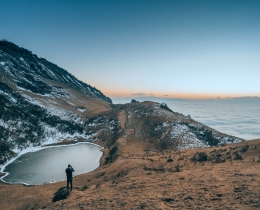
[1,137,260,210]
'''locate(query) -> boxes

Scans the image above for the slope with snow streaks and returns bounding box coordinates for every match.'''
[0,40,114,166]
[0,40,111,103]
[0,40,244,168]
[0,82,83,143]
[121,101,243,149]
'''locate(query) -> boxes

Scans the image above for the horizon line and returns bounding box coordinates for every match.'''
[107,94,260,100]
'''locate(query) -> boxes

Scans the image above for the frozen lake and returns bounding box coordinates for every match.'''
[2,143,103,185]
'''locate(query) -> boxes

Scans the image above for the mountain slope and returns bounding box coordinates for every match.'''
[115,101,243,149]
[0,40,112,165]
[0,40,111,103]
[0,40,244,167]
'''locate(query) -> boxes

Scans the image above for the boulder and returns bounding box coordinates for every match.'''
[131,99,138,103]
[52,187,70,202]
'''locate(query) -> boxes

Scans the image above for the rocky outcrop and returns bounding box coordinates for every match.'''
[52,187,70,202]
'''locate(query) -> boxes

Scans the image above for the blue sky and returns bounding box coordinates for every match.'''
[1,0,259,99]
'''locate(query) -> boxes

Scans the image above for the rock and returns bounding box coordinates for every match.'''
[105,146,118,164]
[175,165,181,172]
[234,151,243,160]
[240,145,249,152]
[167,158,173,162]
[143,166,165,173]
[160,103,173,113]
[131,99,138,103]
[162,198,174,202]
[198,152,208,162]
[81,185,88,191]
[52,187,70,202]
[191,152,208,162]
[184,196,193,200]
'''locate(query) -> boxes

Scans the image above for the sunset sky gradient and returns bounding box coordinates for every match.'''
[1,0,259,99]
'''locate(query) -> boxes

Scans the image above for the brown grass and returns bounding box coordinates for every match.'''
[1,138,260,210]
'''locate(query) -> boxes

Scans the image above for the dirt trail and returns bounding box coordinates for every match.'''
[118,110,126,130]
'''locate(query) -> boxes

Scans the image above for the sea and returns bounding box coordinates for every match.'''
[112,97,260,140]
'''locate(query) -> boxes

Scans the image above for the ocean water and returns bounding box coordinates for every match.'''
[112,97,260,140]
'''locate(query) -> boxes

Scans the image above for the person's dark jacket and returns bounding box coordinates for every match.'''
[65,166,74,180]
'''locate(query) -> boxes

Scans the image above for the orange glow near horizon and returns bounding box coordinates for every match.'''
[103,89,260,100]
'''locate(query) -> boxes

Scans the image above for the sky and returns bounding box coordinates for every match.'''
[0,0,260,100]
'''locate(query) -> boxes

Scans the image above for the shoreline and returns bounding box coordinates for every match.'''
[0,140,104,185]
[0,172,6,178]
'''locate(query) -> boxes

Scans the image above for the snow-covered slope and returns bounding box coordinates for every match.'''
[0,40,112,165]
[0,40,111,103]
[0,40,244,167]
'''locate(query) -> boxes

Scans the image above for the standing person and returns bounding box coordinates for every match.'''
[65,164,74,190]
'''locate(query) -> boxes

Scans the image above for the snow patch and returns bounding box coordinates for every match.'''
[0,119,8,129]
[21,94,81,122]
[67,101,75,106]
[78,107,86,112]
[0,90,17,103]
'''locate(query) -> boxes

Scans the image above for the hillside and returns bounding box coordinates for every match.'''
[0,40,246,166]
[0,137,259,209]
[0,40,111,103]
[1,40,258,210]
[0,40,244,167]
[0,40,112,165]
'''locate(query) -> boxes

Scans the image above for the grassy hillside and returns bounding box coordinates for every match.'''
[0,135,259,209]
